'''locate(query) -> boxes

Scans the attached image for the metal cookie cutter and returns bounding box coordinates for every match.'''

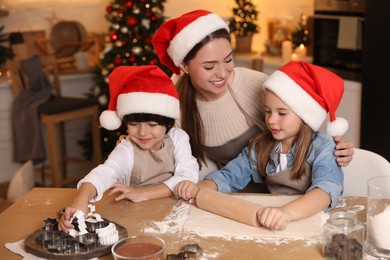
[166,243,203,259]
[182,244,203,257]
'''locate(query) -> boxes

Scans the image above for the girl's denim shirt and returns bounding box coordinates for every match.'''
[205,131,343,210]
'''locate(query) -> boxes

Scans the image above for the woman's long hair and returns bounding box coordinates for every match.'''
[249,123,313,180]
[176,29,231,169]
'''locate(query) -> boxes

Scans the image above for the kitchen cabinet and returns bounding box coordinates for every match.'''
[360,0,390,161]
[335,80,362,148]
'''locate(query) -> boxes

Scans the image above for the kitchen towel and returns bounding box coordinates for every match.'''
[337,16,362,50]
[5,239,46,260]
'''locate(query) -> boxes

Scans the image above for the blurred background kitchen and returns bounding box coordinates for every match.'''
[0,0,388,195]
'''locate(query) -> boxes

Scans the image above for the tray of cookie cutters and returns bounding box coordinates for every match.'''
[24,205,128,260]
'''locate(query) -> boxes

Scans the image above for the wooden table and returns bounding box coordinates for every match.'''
[0,188,367,260]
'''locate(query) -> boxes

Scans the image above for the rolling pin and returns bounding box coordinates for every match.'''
[196,189,264,227]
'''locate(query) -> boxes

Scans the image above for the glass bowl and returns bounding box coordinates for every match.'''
[111,235,165,260]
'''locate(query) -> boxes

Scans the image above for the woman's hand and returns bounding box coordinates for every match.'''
[116,135,127,145]
[333,136,354,167]
[175,180,199,204]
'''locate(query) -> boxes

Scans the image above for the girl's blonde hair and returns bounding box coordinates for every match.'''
[248,123,313,180]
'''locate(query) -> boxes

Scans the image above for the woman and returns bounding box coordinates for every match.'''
[175,61,347,230]
[152,9,354,183]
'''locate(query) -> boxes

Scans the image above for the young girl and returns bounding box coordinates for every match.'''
[59,65,198,233]
[175,61,348,230]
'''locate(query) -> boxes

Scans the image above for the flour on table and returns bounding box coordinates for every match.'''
[183,195,329,241]
[144,201,190,234]
[144,195,328,244]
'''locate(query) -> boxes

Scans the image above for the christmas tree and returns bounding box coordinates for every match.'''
[0,26,14,67]
[289,14,311,49]
[228,0,260,37]
[80,0,169,159]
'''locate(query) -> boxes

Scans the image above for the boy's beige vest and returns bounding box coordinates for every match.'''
[130,135,175,187]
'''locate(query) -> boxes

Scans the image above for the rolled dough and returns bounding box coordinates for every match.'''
[183,195,328,239]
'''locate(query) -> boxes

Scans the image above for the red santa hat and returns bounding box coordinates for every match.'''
[264,61,348,136]
[152,9,229,75]
[99,65,180,130]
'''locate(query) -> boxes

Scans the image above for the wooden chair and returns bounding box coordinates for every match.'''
[7,55,102,187]
[343,148,390,196]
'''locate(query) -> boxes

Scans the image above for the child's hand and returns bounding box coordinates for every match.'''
[175,180,199,204]
[109,182,146,202]
[256,207,291,230]
[58,206,80,233]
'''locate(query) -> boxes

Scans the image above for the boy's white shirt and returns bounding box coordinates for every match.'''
[78,127,199,201]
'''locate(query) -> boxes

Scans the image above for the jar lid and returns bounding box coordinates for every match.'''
[329,211,359,226]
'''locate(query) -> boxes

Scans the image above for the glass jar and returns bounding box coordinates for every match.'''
[323,211,365,260]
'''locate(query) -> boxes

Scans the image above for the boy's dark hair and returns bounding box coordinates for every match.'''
[122,113,175,133]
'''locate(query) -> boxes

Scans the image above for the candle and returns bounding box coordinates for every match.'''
[282,40,293,62]
[294,44,307,61]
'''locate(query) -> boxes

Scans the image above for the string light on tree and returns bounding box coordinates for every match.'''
[228,0,260,37]
[289,14,311,49]
[228,0,260,52]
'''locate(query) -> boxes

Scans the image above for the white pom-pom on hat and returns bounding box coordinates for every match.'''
[326,117,349,137]
[99,110,122,130]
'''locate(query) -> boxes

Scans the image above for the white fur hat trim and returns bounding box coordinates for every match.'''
[167,13,229,66]
[264,70,327,131]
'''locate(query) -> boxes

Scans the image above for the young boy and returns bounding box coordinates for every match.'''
[59,65,198,233]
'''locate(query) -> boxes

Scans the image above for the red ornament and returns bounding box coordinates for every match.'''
[151,16,157,22]
[114,56,123,66]
[128,56,136,63]
[144,36,152,44]
[109,32,118,41]
[149,59,157,65]
[106,5,113,13]
[125,1,133,9]
[140,0,146,3]
[126,16,138,26]
[119,9,125,15]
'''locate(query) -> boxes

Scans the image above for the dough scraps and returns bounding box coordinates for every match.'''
[183,195,328,240]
